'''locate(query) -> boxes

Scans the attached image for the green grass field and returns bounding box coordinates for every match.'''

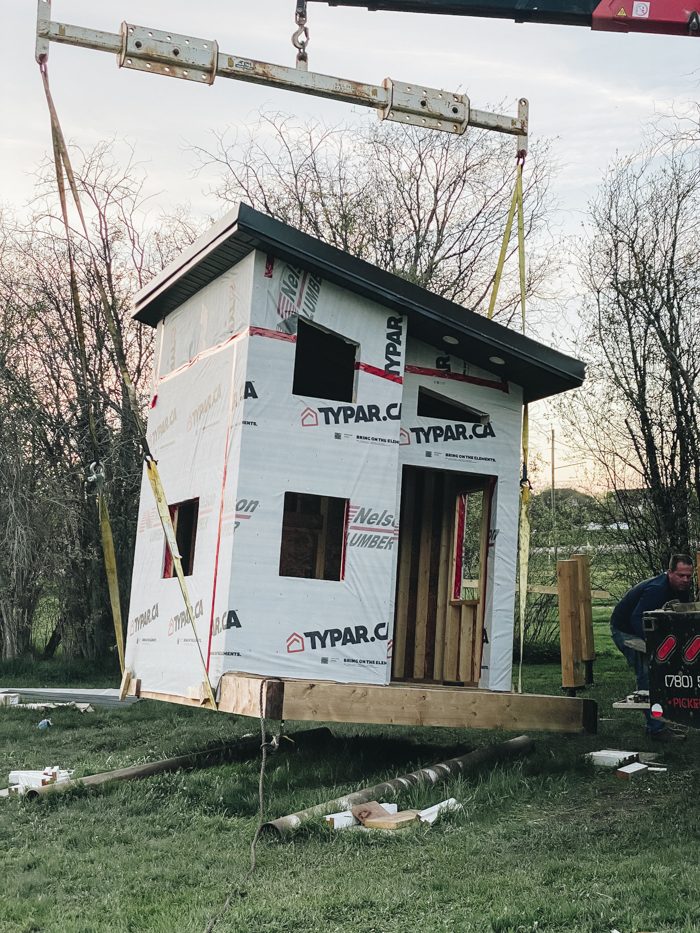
[2,625,699,933]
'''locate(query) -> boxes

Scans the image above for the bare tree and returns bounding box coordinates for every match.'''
[0,139,202,661]
[190,111,560,327]
[559,140,700,581]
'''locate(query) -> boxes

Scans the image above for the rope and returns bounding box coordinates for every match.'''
[204,680,280,933]
[485,150,531,692]
[40,59,125,674]
[487,150,527,323]
[38,58,217,707]
[487,183,518,321]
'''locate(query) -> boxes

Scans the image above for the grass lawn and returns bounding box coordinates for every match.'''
[2,631,699,933]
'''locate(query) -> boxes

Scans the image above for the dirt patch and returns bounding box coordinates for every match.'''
[554,791,649,824]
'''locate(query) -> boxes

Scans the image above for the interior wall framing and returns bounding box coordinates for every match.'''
[392,466,494,687]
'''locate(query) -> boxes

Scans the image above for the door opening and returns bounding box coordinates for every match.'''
[392,466,493,686]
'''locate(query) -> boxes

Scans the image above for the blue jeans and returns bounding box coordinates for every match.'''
[610,623,665,733]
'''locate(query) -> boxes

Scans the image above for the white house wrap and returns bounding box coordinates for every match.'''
[126,204,584,702]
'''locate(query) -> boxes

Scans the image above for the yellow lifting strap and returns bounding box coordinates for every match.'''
[486,153,530,694]
[39,60,217,710]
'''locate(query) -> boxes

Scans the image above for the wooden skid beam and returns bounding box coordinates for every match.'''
[216,674,596,733]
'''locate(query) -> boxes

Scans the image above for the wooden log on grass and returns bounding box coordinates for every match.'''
[22,727,332,800]
[263,733,534,837]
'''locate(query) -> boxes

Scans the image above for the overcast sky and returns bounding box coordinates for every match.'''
[3,0,699,487]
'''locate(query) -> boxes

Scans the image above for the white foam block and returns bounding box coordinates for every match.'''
[588,750,639,768]
[418,798,461,824]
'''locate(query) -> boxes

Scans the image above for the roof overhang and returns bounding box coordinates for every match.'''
[132,203,584,403]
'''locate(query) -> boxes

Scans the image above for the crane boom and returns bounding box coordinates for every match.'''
[312,0,700,36]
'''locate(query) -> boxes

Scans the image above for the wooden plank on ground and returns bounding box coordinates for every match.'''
[573,554,595,662]
[351,801,391,824]
[392,469,415,679]
[558,560,585,689]
[413,471,435,679]
[363,811,419,830]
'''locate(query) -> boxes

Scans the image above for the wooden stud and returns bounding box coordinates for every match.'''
[413,471,435,679]
[450,491,465,602]
[403,473,423,680]
[214,673,597,734]
[442,604,460,682]
[424,474,443,681]
[458,603,476,685]
[433,475,454,682]
[443,492,465,681]
[392,469,416,679]
[314,496,329,579]
[118,668,132,702]
[558,560,585,689]
[471,483,492,684]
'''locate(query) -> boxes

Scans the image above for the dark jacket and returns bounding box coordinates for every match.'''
[611,572,692,638]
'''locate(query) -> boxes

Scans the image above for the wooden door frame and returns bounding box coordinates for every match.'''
[391,466,496,686]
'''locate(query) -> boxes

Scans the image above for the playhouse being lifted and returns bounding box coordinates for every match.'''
[126,203,594,733]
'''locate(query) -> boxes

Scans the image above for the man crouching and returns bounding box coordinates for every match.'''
[610,554,694,743]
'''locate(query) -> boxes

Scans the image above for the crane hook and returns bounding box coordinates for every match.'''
[292,0,309,70]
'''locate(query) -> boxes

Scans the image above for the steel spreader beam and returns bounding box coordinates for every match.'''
[35,0,528,149]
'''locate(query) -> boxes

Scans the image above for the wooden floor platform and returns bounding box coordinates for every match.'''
[143,674,597,734]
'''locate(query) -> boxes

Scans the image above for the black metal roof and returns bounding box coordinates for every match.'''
[132,203,584,403]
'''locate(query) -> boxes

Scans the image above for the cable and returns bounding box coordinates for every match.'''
[204,680,280,933]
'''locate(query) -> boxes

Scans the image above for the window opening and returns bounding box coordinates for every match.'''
[292,318,357,402]
[279,492,348,580]
[417,386,489,424]
[162,498,199,578]
[453,487,485,600]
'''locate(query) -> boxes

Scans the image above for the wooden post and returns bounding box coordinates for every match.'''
[573,554,595,685]
[558,559,584,693]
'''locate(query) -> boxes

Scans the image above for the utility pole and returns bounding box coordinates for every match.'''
[551,428,557,565]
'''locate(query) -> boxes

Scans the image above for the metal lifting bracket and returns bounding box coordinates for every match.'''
[35,0,528,148]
